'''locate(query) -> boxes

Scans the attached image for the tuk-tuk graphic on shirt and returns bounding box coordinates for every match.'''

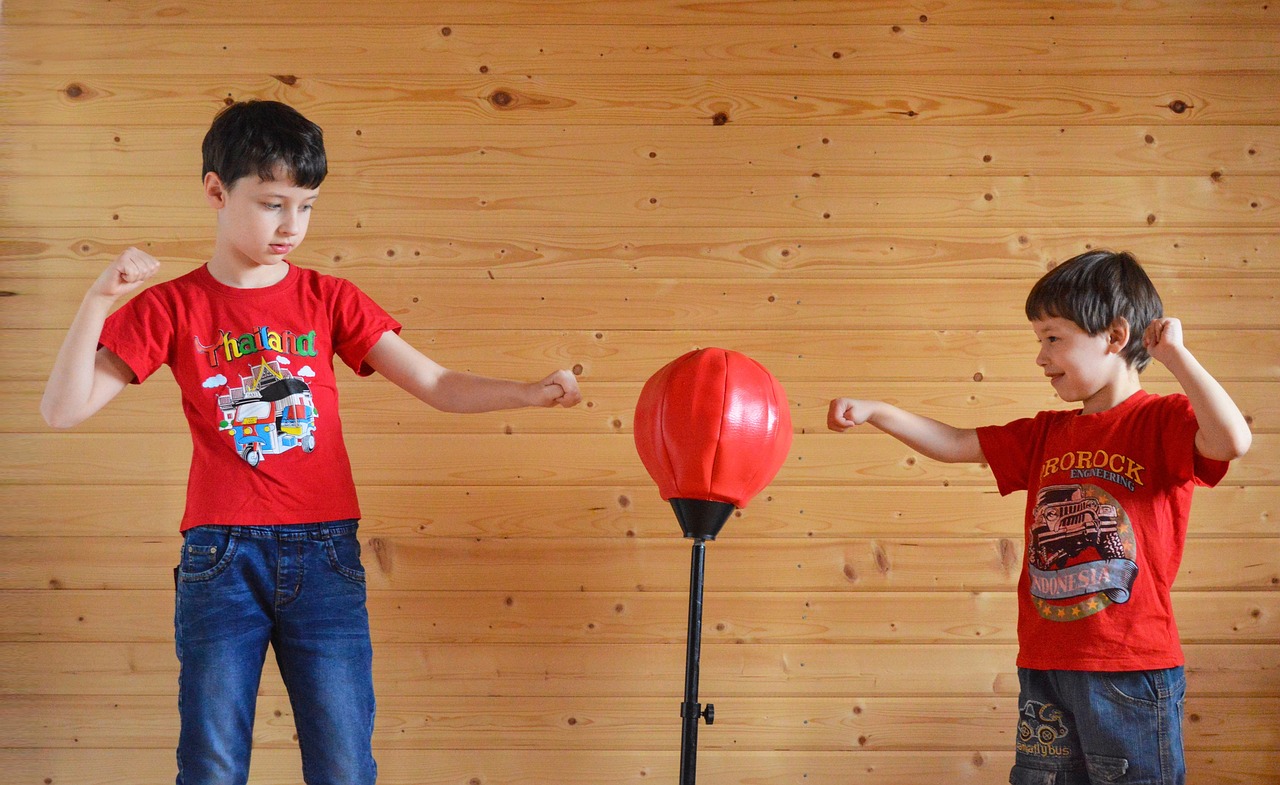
[215,359,318,467]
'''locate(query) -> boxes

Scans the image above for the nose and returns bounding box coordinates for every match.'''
[1035,344,1049,367]
[278,211,300,237]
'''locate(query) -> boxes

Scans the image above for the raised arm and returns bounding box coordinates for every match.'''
[363,331,581,413]
[828,397,986,464]
[41,248,160,428]
[1144,317,1251,462]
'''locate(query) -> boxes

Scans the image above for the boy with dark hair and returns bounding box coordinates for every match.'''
[42,100,581,785]
[827,250,1251,784]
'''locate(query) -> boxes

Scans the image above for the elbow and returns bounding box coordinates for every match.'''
[40,400,85,430]
[1204,430,1252,463]
[1227,430,1253,461]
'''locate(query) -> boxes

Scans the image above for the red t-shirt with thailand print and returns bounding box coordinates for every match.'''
[976,390,1229,671]
[99,263,401,531]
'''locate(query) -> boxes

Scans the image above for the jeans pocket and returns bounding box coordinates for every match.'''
[1010,764,1059,785]
[1084,753,1129,783]
[1101,670,1163,706]
[177,527,238,582]
[325,532,367,584]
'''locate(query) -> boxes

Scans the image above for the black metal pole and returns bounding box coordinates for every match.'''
[680,537,709,785]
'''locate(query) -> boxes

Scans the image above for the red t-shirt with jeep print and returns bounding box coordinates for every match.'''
[99,263,401,531]
[976,390,1229,671]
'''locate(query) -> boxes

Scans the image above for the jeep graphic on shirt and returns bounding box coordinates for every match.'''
[1027,484,1139,622]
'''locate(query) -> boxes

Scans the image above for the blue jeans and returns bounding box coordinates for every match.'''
[1010,667,1186,785]
[174,521,377,785]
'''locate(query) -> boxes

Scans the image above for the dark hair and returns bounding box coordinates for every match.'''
[201,100,326,189]
[1025,250,1164,371]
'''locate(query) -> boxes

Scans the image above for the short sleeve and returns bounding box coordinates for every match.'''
[976,415,1044,496]
[98,288,176,384]
[1161,394,1230,488]
[330,278,403,376]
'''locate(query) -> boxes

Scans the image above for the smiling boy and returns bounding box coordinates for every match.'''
[827,250,1250,784]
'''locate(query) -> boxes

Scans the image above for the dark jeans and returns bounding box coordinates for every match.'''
[1010,666,1186,785]
[174,521,377,785]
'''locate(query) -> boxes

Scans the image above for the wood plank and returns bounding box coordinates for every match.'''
[5,379,1274,436]
[5,535,1276,592]
[7,173,1278,229]
[4,227,1276,279]
[4,693,1275,750]
[7,25,1280,76]
[9,0,1278,26]
[6,74,1277,126]
[6,748,1277,785]
[5,125,1277,178]
[7,328,1277,383]
[2,590,1275,644]
[3,484,1275,539]
[5,432,1277,487]
[9,275,1278,330]
[4,642,1274,697]
[9,749,1280,785]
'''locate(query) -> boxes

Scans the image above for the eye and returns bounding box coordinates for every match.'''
[263,202,282,210]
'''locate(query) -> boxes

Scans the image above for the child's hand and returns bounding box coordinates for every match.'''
[1143,317,1186,366]
[90,247,160,301]
[827,398,875,432]
[533,369,582,408]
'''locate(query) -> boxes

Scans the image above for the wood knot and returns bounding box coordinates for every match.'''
[64,83,85,98]
[368,538,392,574]
[271,74,298,86]
[1146,213,1157,225]
[491,90,514,108]
[1210,171,1223,181]
[872,543,891,574]
[441,27,452,36]
[711,112,729,125]
[1168,99,1188,114]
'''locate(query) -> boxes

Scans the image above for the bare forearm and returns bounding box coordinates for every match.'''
[831,398,984,463]
[424,369,540,413]
[41,294,121,427]
[868,404,983,463]
[366,332,580,412]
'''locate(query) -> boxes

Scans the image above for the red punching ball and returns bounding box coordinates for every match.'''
[634,348,792,539]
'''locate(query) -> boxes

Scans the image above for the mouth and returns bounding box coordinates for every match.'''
[268,244,293,254]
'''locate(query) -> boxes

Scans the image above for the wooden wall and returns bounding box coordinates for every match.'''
[2,1,1277,782]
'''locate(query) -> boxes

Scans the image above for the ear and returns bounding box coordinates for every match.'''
[1106,317,1130,355]
[203,172,228,208]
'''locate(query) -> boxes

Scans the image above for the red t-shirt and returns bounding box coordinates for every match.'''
[99,263,401,531]
[976,390,1228,671]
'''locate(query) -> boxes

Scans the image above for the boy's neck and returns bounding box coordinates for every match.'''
[1079,370,1142,415]
[206,250,291,289]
